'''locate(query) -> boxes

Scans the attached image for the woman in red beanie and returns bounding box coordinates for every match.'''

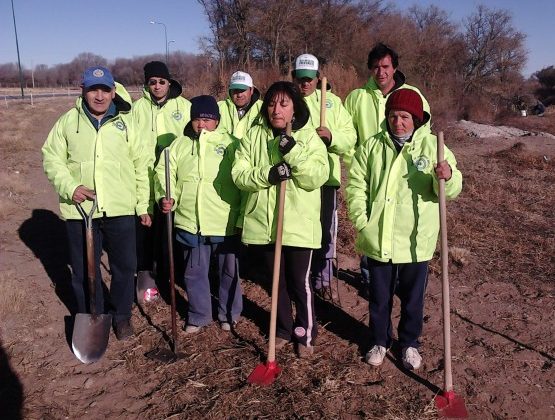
[346,89,463,370]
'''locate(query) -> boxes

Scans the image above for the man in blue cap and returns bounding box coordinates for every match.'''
[43,66,151,340]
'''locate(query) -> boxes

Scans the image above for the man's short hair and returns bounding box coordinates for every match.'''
[367,43,399,70]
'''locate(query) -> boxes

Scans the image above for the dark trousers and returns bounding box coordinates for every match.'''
[135,213,154,272]
[367,258,429,349]
[66,215,136,322]
[258,245,316,346]
[311,186,338,289]
[180,237,242,327]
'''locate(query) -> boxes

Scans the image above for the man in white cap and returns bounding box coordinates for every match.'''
[292,54,356,300]
[42,66,151,340]
[218,71,262,139]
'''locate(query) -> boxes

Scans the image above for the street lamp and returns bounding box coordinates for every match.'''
[10,0,25,98]
[150,20,168,63]
[167,40,175,61]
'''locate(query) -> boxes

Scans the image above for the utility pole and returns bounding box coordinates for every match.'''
[11,0,25,98]
[150,20,169,64]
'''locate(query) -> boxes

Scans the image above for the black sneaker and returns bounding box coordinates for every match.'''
[114,319,133,341]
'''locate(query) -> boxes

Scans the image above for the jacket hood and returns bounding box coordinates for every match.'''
[386,109,430,139]
[183,121,196,138]
[142,79,183,104]
[292,100,310,130]
[227,86,261,114]
[76,81,132,114]
[365,70,407,95]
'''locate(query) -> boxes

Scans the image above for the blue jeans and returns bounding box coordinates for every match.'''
[180,237,242,326]
[367,258,429,349]
[66,215,136,322]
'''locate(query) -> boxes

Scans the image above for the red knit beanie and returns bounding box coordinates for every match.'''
[386,89,424,122]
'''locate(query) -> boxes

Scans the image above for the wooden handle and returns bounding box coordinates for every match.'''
[320,76,327,127]
[268,122,292,363]
[437,132,453,392]
[164,148,178,353]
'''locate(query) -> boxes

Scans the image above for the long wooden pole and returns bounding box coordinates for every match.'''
[319,76,327,127]
[267,122,291,363]
[164,148,178,354]
[437,132,453,392]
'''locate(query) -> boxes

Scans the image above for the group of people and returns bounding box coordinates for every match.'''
[42,42,462,369]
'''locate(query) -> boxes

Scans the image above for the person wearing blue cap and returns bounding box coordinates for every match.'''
[42,66,151,340]
[155,95,243,333]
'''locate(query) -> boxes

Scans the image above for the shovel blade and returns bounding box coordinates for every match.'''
[136,271,158,304]
[247,361,281,386]
[71,313,112,364]
[435,390,468,418]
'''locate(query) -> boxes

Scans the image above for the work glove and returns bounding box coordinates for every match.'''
[278,134,296,155]
[268,162,292,185]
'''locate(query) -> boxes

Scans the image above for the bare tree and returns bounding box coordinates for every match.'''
[462,5,526,95]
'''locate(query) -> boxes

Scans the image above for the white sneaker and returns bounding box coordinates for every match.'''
[220,321,237,331]
[184,325,201,334]
[365,345,387,366]
[402,347,422,370]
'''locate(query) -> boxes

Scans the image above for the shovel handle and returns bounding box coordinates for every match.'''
[437,132,453,392]
[267,122,291,363]
[164,148,178,353]
[320,77,327,128]
[76,198,98,316]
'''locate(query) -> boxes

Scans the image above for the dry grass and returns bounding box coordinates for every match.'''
[0,270,25,317]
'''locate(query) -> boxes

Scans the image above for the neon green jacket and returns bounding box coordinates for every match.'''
[42,91,150,220]
[344,71,430,166]
[154,125,242,237]
[132,86,191,162]
[346,123,462,263]
[303,88,356,186]
[218,89,262,139]
[232,120,329,248]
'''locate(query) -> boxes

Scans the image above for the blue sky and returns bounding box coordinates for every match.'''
[1,0,553,77]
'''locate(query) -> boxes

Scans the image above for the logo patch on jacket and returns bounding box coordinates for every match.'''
[172,110,183,121]
[214,144,226,155]
[114,121,126,131]
[326,99,333,109]
[414,156,430,172]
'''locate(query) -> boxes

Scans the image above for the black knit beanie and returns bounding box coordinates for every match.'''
[144,61,171,82]
[190,95,220,120]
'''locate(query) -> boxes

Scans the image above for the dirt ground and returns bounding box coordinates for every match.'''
[0,97,554,419]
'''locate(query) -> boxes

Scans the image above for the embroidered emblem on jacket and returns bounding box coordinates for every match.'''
[414,156,430,171]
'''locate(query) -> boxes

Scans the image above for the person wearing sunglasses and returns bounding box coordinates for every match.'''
[132,61,191,294]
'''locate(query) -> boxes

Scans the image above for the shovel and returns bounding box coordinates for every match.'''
[72,197,112,364]
[434,132,468,418]
[247,122,292,386]
[145,147,183,363]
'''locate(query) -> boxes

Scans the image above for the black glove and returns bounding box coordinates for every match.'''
[278,134,296,155]
[319,134,331,146]
[268,162,292,185]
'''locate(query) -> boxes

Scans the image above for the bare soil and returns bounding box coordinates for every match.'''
[0,98,553,419]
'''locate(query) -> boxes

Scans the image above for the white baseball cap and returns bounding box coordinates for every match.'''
[229,71,253,91]
[294,54,319,79]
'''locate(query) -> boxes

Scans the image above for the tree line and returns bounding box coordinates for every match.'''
[1,1,552,119]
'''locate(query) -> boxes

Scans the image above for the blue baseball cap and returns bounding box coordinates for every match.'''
[82,66,115,89]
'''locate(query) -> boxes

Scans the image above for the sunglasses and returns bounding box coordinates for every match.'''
[148,79,168,86]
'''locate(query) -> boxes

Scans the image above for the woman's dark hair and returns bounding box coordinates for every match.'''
[367,42,399,70]
[260,81,309,130]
